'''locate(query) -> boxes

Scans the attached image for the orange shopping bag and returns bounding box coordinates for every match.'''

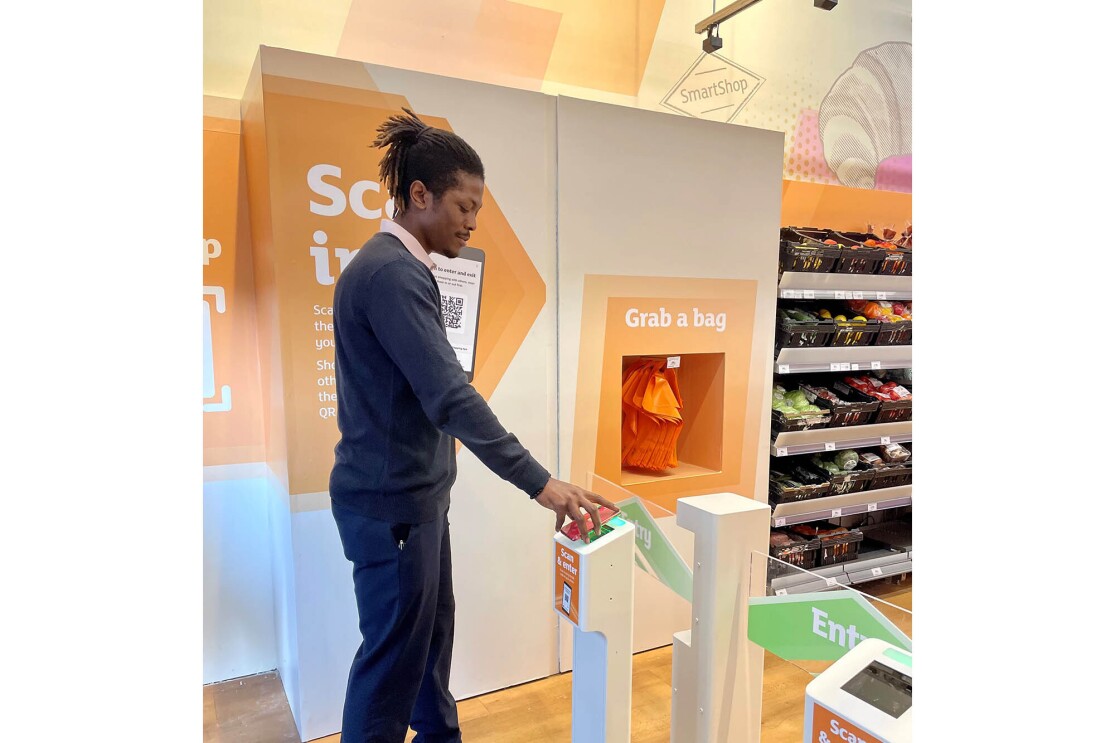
[620,358,684,472]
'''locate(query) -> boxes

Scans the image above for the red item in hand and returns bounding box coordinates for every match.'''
[561,506,619,541]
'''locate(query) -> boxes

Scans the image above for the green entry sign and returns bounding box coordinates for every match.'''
[748,591,911,662]
[616,497,693,602]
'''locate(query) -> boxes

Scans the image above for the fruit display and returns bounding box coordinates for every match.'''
[776,307,837,349]
[770,220,912,586]
[840,375,912,403]
[847,299,912,323]
[867,222,912,249]
[779,225,912,276]
[776,302,911,349]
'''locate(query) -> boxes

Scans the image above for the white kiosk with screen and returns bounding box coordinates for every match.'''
[553,514,636,743]
[803,637,912,743]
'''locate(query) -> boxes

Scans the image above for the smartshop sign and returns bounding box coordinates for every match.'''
[661,52,766,123]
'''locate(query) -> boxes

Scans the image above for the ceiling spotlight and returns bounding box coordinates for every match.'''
[696,1,839,46]
[703,26,723,54]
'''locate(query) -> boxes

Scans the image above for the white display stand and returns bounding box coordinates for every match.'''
[671,493,771,743]
[554,519,636,743]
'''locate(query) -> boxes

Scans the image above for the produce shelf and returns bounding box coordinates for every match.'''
[771,485,912,527]
[778,272,913,301]
[775,345,912,375]
[771,421,912,456]
[769,549,912,595]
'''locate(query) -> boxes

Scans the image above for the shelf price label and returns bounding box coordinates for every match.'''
[877,291,889,301]
[834,290,847,300]
[778,364,790,374]
[880,436,891,445]
[870,361,882,370]
[831,508,842,518]
[867,503,878,512]
[871,567,884,578]
[776,447,788,457]
[783,289,803,299]
[824,442,836,452]
[775,588,788,596]
[774,517,787,527]
[840,362,852,372]
[803,290,816,300]
[666,356,681,369]
[850,363,860,371]
[852,291,865,300]
[830,362,842,372]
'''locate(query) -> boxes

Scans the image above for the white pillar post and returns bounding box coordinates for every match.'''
[671,493,771,743]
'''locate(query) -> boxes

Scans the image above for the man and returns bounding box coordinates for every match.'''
[330,109,617,743]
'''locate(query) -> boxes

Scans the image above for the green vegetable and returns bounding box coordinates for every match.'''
[785,390,809,407]
[834,450,859,471]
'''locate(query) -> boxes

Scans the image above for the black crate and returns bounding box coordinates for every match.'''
[837,230,913,276]
[833,380,913,424]
[820,530,864,566]
[769,465,833,503]
[779,240,840,274]
[779,227,842,273]
[769,531,820,578]
[790,525,864,566]
[871,463,913,490]
[771,407,832,434]
[875,321,912,347]
[877,248,913,276]
[798,229,888,274]
[799,383,880,428]
[828,464,878,495]
[777,317,836,349]
[832,320,880,348]
[875,397,912,424]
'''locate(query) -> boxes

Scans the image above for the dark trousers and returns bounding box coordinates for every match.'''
[332,502,461,743]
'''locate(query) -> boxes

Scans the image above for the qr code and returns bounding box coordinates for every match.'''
[441,294,466,334]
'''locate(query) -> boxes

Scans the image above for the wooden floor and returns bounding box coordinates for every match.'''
[204,579,911,743]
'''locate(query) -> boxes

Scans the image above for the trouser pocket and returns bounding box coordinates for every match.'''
[390,522,412,550]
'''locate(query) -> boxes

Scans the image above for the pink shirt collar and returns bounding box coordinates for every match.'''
[380,219,434,271]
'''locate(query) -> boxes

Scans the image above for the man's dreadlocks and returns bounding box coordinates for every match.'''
[371,108,484,216]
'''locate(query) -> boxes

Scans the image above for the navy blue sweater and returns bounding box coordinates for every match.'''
[329,232,551,524]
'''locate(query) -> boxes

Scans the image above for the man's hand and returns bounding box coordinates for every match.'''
[534,478,618,544]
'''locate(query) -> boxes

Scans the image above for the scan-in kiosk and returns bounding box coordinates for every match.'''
[804,637,912,743]
[554,516,636,743]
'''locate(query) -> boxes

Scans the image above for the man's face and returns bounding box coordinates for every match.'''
[427,172,484,259]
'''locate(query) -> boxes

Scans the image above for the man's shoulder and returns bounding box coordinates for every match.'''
[354,231,407,265]
[347,232,419,275]
[342,232,433,292]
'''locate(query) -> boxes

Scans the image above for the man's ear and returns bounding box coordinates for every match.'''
[408,180,430,211]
